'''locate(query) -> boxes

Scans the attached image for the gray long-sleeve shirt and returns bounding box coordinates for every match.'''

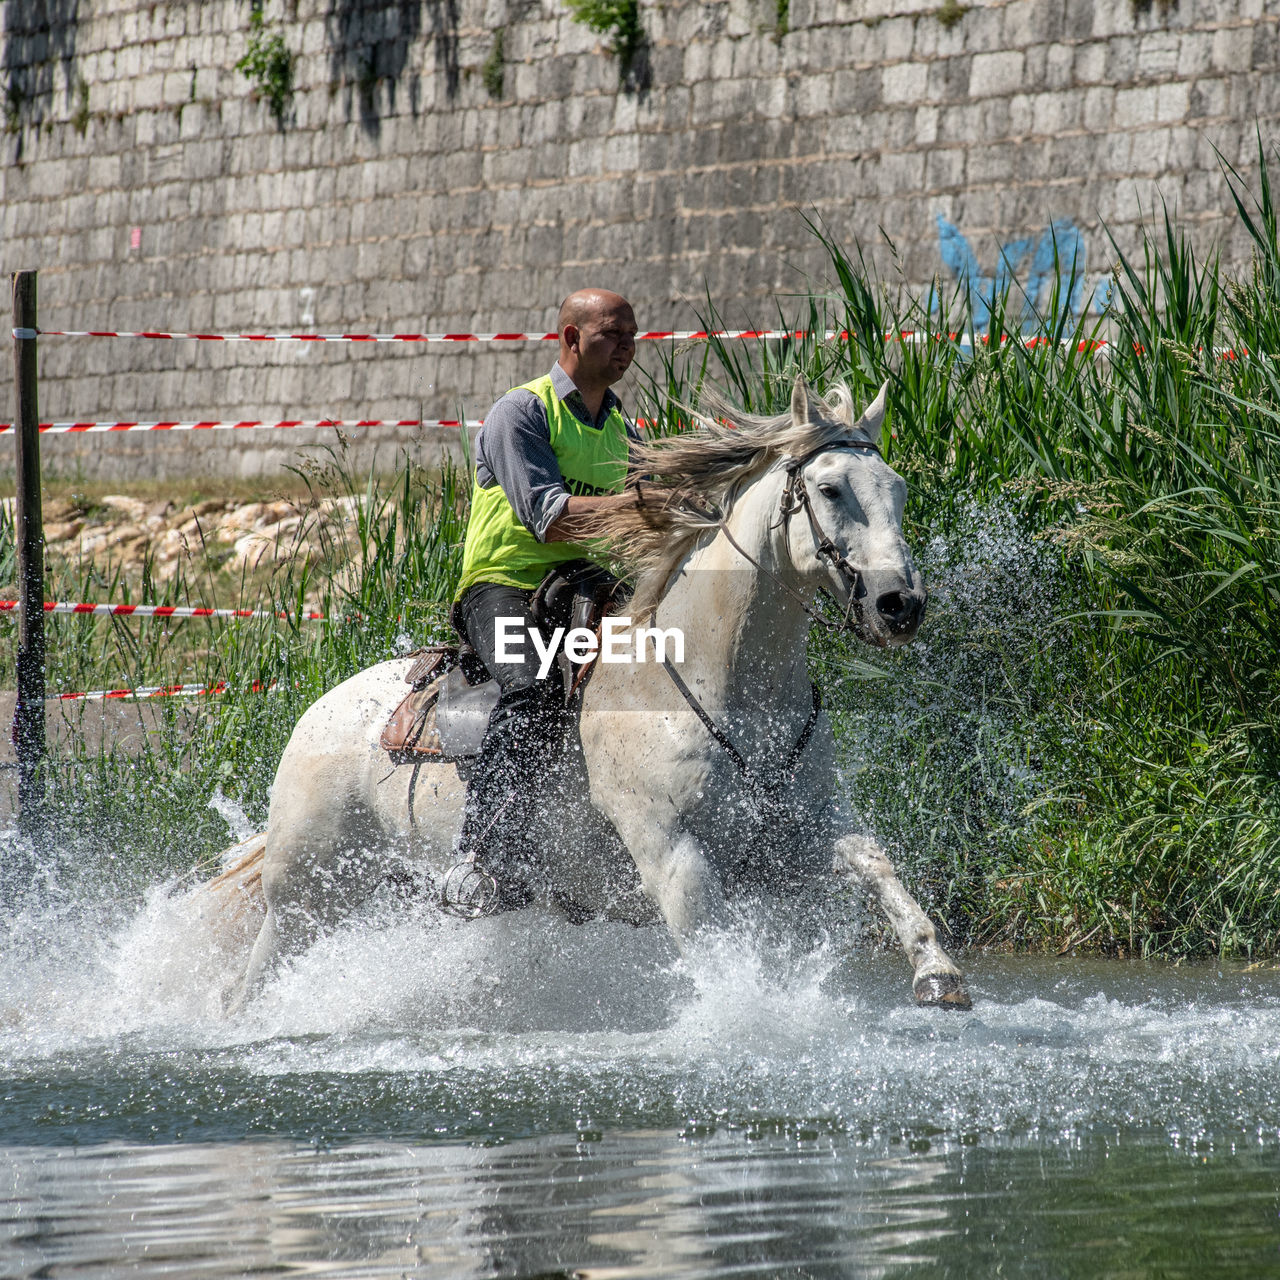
[474,362,641,542]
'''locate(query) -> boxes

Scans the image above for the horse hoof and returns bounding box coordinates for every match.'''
[914,971,972,1010]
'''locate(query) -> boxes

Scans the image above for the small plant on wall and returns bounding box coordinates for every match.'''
[482,29,506,99]
[564,0,646,87]
[237,2,295,126]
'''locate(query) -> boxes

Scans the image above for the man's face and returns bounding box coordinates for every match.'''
[568,300,637,386]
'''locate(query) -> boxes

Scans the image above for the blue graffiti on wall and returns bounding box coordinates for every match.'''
[936,215,1113,328]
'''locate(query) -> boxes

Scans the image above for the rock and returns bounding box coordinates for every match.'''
[214,504,268,542]
[77,528,112,557]
[229,531,276,572]
[255,515,304,545]
[43,498,82,523]
[43,519,85,543]
[175,517,208,546]
[79,523,150,557]
[173,499,228,526]
[259,500,299,526]
[100,494,150,524]
[153,528,189,564]
[317,495,361,519]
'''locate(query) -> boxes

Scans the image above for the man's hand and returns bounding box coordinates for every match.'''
[544,488,652,544]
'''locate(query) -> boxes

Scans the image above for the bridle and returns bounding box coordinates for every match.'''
[713,436,889,641]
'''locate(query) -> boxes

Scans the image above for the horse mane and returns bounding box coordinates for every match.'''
[590,382,867,618]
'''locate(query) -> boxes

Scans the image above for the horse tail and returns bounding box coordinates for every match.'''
[194,831,268,937]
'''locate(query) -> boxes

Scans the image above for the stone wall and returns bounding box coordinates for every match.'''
[1,0,1276,480]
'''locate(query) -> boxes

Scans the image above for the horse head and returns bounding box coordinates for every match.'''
[780,376,926,647]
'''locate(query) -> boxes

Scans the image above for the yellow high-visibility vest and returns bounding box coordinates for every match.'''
[455,373,629,599]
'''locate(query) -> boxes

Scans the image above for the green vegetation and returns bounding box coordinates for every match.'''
[237,5,295,127]
[482,29,506,100]
[775,0,790,40]
[71,79,90,135]
[563,0,644,83]
[7,146,1280,959]
[1,452,466,887]
[937,0,968,31]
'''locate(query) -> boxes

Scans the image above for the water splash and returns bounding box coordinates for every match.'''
[207,787,256,845]
[825,497,1068,918]
[3,872,1279,1151]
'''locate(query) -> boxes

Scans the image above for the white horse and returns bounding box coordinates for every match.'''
[220,377,970,1011]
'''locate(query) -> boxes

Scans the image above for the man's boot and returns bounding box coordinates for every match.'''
[440,686,560,917]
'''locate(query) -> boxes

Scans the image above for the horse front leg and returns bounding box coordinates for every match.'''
[835,833,972,1009]
[609,804,729,950]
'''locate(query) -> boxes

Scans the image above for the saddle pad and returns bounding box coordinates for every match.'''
[435,666,500,758]
[380,676,447,759]
[381,664,501,763]
[380,646,458,759]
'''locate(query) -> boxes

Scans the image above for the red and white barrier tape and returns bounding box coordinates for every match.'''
[0,418,480,435]
[13,327,809,343]
[13,324,1258,359]
[0,601,324,621]
[7,325,1004,346]
[50,679,278,703]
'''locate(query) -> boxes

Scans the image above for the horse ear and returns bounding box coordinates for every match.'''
[791,374,811,426]
[858,381,889,444]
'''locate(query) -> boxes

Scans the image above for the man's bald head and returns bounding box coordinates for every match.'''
[556,289,638,404]
[557,289,633,337]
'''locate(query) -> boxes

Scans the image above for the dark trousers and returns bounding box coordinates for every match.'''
[456,582,569,890]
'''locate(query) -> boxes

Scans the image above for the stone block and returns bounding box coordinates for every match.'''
[1067,39,1105,86]
[1212,25,1253,73]
[969,50,1025,98]
[1138,32,1181,79]
[1130,127,1173,176]
[913,103,940,146]
[960,4,1003,57]
[1095,129,1136,180]
[827,65,881,115]
[880,16,914,63]
[1029,90,1070,136]
[1114,85,1158,129]
[1081,85,1116,131]
[928,53,973,105]
[1252,19,1280,72]
[1156,80,1191,123]
[881,60,928,105]
[1042,41,1074,90]
[924,144,967,192]
[568,137,605,178]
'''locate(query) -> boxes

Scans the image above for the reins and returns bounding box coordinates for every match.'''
[662,656,823,822]
[658,436,880,817]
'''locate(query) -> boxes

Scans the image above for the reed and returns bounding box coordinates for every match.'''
[1,445,467,887]
[635,144,1280,957]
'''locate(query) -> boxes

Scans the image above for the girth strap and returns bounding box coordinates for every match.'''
[662,657,823,816]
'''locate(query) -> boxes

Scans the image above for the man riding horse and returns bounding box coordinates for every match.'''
[443,289,647,917]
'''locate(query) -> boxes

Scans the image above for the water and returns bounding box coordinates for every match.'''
[3,877,1280,1278]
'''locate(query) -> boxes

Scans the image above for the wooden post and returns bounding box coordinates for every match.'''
[11,269,45,845]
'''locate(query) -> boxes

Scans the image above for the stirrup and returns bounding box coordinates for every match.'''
[440,860,500,919]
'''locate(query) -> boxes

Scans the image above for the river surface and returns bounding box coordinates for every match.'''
[3,875,1279,1278]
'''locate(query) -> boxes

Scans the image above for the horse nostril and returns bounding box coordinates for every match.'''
[876,591,919,633]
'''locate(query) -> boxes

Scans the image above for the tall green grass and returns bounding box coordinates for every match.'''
[1,446,467,888]
[633,144,1280,957]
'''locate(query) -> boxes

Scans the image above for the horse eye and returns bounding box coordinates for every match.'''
[817,483,841,500]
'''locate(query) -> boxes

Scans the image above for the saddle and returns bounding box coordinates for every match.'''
[380,560,628,765]
[379,645,499,764]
